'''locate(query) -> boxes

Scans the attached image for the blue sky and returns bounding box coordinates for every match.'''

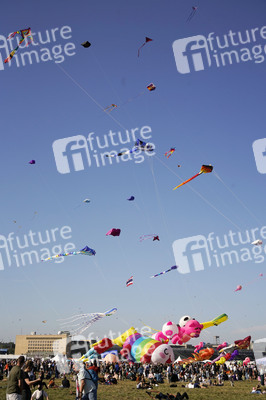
[1,0,266,347]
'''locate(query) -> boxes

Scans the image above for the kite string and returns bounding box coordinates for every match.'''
[55,61,158,236]
[147,156,172,242]
[155,156,242,231]
[55,63,129,132]
[213,171,261,225]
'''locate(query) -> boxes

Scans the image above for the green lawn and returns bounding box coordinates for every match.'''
[0,378,263,400]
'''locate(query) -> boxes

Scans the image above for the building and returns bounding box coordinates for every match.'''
[15,332,70,357]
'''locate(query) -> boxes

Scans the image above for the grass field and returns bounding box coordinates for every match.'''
[0,378,263,400]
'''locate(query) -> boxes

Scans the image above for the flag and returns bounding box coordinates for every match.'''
[126,276,133,287]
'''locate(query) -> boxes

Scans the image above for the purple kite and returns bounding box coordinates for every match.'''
[106,228,121,237]
[29,160,35,164]
[151,265,178,278]
[127,196,135,201]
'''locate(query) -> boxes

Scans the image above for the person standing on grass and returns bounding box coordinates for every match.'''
[22,360,42,400]
[74,362,97,400]
[6,356,25,400]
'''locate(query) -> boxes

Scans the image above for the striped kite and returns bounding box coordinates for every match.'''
[164,148,176,159]
[151,265,178,278]
[41,245,96,261]
[173,164,213,190]
[5,28,33,63]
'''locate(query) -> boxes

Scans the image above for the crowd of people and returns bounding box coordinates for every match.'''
[1,355,265,400]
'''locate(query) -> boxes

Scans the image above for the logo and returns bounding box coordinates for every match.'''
[53,135,91,174]
[0,26,76,71]
[172,235,211,274]
[253,138,266,174]
[173,227,266,274]
[53,126,155,174]
[0,226,75,271]
[173,27,266,74]
[173,35,211,74]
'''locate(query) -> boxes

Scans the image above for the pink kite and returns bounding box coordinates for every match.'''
[106,228,121,237]
[194,341,205,353]
[234,285,242,292]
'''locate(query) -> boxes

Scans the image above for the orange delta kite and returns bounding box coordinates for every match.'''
[173,164,213,190]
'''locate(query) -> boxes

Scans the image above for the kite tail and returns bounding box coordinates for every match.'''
[137,43,145,57]
[173,172,201,190]
[4,46,19,63]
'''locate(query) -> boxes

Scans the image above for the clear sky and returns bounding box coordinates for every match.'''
[1,0,266,347]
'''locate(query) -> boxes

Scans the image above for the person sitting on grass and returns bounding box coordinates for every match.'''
[61,374,70,388]
[47,377,58,388]
[31,382,49,400]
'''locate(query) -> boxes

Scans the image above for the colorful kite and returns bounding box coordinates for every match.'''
[126,276,133,287]
[5,28,33,63]
[139,234,159,242]
[106,139,153,158]
[29,160,35,164]
[104,104,118,113]
[151,265,178,278]
[41,245,96,261]
[234,285,242,292]
[173,164,213,190]
[252,239,262,245]
[138,37,153,57]
[58,308,117,335]
[187,6,198,22]
[164,148,176,159]
[81,41,91,48]
[147,83,156,91]
[127,196,135,201]
[106,228,121,237]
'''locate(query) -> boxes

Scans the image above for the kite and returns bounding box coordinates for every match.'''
[252,239,262,245]
[147,83,156,91]
[83,199,91,203]
[234,285,242,292]
[104,104,118,113]
[58,308,117,335]
[106,139,154,158]
[106,228,121,237]
[29,160,35,164]
[81,41,91,48]
[164,148,176,159]
[194,341,205,353]
[151,265,178,278]
[126,276,133,287]
[41,245,96,261]
[127,196,135,201]
[5,28,33,63]
[187,6,198,22]
[42,320,47,323]
[138,37,153,57]
[139,234,159,242]
[173,164,213,190]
